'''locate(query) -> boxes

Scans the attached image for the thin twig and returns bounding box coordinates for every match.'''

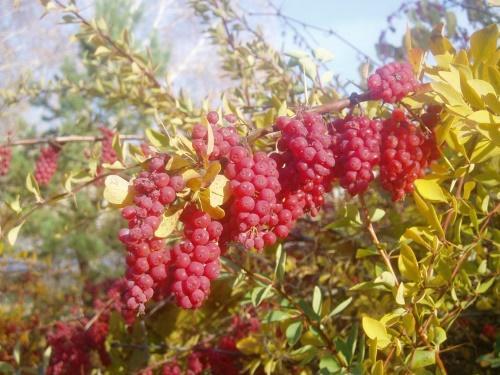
[1,134,144,147]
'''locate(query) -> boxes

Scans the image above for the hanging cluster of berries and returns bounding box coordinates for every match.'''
[0,146,12,176]
[169,206,222,309]
[379,109,439,201]
[367,61,418,103]
[99,127,118,164]
[118,156,185,316]
[34,145,60,185]
[222,148,285,250]
[273,112,335,217]
[329,116,383,196]
[191,112,240,160]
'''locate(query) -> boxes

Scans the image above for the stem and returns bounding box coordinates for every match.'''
[1,134,143,147]
[358,195,399,286]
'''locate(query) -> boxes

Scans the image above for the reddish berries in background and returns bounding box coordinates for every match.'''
[0,146,12,176]
[367,61,418,103]
[99,127,118,164]
[379,109,439,201]
[330,115,382,196]
[34,145,60,186]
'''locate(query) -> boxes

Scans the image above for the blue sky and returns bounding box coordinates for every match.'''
[269,0,404,82]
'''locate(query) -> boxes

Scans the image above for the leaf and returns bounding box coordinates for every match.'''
[199,190,225,219]
[165,155,192,171]
[312,286,322,316]
[313,47,334,62]
[410,349,436,369]
[414,179,448,203]
[299,57,317,80]
[370,208,386,222]
[103,175,132,206]
[432,327,447,345]
[395,282,405,305]
[264,310,292,323]
[398,244,420,282]
[202,161,221,186]
[145,128,169,149]
[476,277,495,294]
[327,297,353,318]
[208,175,230,207]
[155,207,184,238]
[274,244,286,283]
[286,321,303,346]
[6,195,21,213]
[319,356,340,373]
[8,221,25,246]
[469,24,498,65]
[205,121,214,156]
[94,46,111,56]
[251,285,273,307]
[236,336,261,355]
[362,316,391,349]
[26,173,42,202]
[0,362,14,374]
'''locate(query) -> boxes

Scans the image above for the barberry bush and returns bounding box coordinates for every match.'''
[0,1,498,375]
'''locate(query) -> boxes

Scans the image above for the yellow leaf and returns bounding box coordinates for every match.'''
[431,82,468,107]
[181,168,201,182]
[187,177,203,192]
[199,190,225,219]
[7,221,24,246]
[103,175,132,206]
[202,161,221,186]
[236,336,262,355]
[362,316,391,349]
[165,155,192,171]
[155,207,184,238]
[398,244,420,282]
[467,110,500,125]
[470,139,500,163]
[414,179,448,203]
[469,24,498,65]
[208,175,230,207]
[407,48,424,76]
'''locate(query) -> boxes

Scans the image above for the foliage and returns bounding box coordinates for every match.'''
[0,1,498,374]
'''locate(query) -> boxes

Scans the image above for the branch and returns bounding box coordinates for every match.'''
[1,134,144,147]
[359,194,399,286]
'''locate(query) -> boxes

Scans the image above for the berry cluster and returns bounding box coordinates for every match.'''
[191,111,241,160]
[367,61,418,103]
[0,146,12,176]
[170,206,222,309]
[100,127,117,164]
[330,115,382,196]
[34,145,60,186]
[46,320,108,375]
[273,113,335,217]
[222,148,285,250]
[380,109,439,201]
[118,156,185,315]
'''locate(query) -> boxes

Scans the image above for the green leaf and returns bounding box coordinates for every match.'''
[312,286,322,315]
[362,316,391,349]
[414,179,448,203]
[398,243,420,282]
[327,297,353,318]
[0,362,14,374]
[145,128,169,150]
[319,355,341,374]
[432,327,447,346]
[264,310,292,323]
[476,277,495,294]
[251,285,273,307]
[410,349,436,369]
[286,321,303,346]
